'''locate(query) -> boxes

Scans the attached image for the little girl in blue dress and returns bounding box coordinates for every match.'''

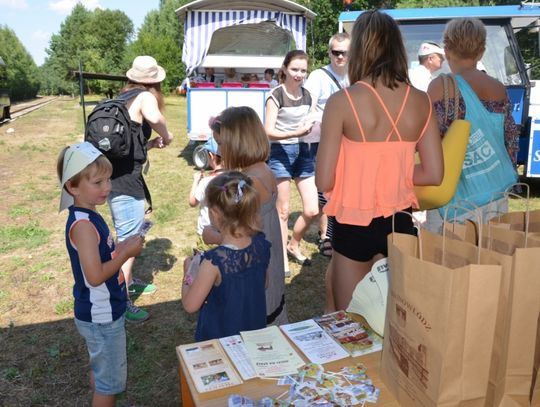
[182,171,271,341]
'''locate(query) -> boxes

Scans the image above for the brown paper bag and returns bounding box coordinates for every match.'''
[490,209,540,232]
[381,229,502,407]
[444,221,540,407]
[532,313,540,406]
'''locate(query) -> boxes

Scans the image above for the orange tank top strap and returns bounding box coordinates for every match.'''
[343,87,366,142]
[357,81,410,142]
[417,93,433,142]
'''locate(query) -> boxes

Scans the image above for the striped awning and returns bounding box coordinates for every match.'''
[182,10,308,75]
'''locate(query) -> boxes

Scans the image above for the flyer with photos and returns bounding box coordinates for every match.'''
[177,339,242,393]
[240,326,305,377]
[314,311,383,357]
[280,319,350,364]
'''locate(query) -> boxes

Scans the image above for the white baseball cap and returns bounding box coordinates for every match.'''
[346,257,390,337]
[418,42,445,57]
[59,142,103,212]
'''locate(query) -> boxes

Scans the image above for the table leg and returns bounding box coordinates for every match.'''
[179,365,195,407]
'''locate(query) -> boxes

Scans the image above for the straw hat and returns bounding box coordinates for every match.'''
[59,142,103,212]
[126,56,166,84]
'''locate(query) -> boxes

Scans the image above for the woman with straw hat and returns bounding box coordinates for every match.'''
[108,55,173,323]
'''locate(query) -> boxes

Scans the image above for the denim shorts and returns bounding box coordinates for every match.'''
[268,142,316,179]
[108,192,145,241]
[75,315,127,395]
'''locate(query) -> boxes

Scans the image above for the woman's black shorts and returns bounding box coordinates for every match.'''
[332,208,416,262]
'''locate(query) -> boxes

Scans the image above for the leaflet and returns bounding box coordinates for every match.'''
[177,339,243,393]
[219,335,257,381]
[314,311,383,357]
[241,325,305,377]
[280,319,350,364]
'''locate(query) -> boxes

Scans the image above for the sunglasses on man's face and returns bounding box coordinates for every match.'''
[331,50,348,57]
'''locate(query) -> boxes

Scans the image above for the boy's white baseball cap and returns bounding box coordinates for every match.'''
[59,142,103,212]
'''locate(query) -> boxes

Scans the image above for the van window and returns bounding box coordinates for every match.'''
[207,22,294,56]
[398,21,523,86]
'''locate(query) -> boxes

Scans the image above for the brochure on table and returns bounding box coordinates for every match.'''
[314,311,383,357]
[240,325,305,377]
[280,319,350,364]
[219,335,257,381]
[177,339,243,393]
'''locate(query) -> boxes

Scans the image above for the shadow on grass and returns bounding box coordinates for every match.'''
[178,141,196,167]
[133,238,177,289]
[285,254,327,323]
[0,300,198,407]
[517,175,540,197]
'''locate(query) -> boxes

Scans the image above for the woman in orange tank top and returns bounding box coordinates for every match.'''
[315,10,444,312]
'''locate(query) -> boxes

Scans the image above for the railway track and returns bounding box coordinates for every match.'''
[1,96,58,124]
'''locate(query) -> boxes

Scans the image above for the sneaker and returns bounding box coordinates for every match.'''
[125,301,149,324]
[128,278,157,296]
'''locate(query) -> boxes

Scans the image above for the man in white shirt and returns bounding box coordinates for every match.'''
[408,42,445,91]
[305,33,350,120]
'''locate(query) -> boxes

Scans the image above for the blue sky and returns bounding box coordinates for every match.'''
[0,0,161,66]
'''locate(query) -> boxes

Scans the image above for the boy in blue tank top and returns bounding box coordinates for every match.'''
[57,142,144,407]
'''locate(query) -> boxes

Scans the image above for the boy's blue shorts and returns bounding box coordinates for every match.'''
[107,192,145,241]
[75,315,127,395]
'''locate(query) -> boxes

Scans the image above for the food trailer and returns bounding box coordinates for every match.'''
[176,0,316,168]
[339,4,540,176]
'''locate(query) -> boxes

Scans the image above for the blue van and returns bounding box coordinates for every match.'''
[339,5,540,176]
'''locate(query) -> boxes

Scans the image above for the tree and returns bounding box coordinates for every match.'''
[0,26,40,101]
[42,4,133,95]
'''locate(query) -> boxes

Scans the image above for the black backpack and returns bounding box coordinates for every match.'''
[84,89,143,159]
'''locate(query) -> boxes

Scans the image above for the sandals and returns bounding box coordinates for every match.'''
[287,248,312,266]
[318,237,333,258]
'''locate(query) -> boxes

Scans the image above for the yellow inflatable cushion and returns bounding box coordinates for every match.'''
[414,119,470,211]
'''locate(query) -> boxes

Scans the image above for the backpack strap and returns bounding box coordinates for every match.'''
[320,67,343,90]
[116,88,146,102]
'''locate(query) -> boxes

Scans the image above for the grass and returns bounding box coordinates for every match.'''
[0,96,325,406]
[0,223,50,253]
[1,96,539,406]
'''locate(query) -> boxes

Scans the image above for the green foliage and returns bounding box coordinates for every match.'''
[41,4,133,95]
[517,29,540,80]
[0,26,40,101]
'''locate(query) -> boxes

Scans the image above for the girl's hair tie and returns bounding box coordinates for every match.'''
[234,180,247,203]
[208,116,222,131]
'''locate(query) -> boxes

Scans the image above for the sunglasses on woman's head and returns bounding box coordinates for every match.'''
[331,50,348,57]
